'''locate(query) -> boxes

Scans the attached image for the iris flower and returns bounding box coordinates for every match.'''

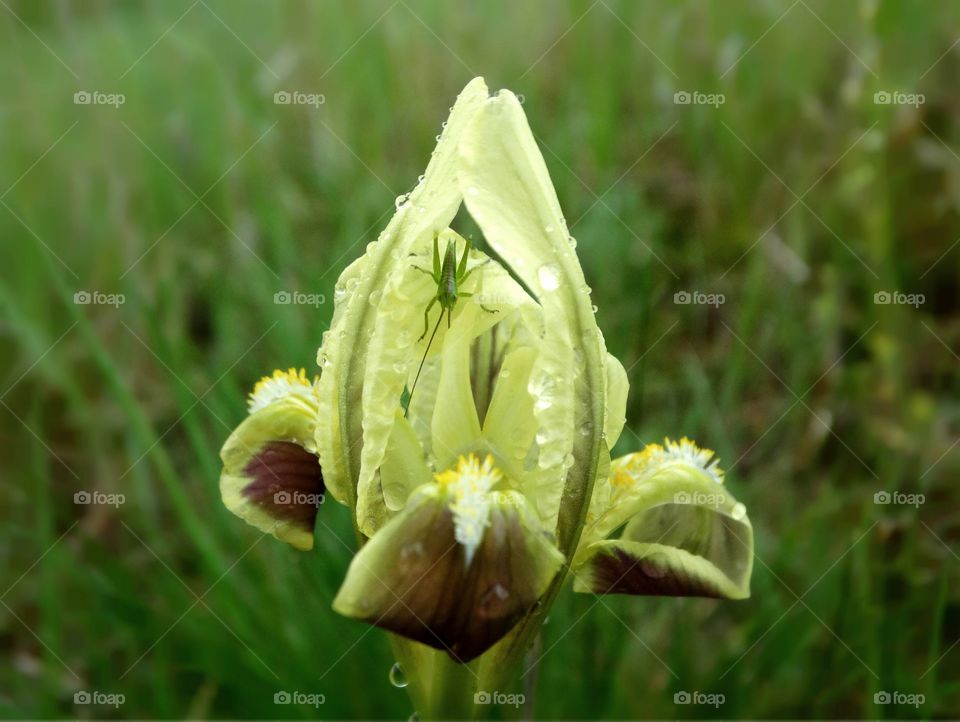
[218,77,753,718]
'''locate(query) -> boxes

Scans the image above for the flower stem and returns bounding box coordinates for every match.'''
[424,655,478,721]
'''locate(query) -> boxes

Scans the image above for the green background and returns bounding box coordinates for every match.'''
[1,0,958,718]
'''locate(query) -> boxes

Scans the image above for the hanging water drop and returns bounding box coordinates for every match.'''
[731,502,747,520]
[389,662,408,688]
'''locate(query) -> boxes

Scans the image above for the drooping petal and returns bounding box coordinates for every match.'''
[315,78,490,530]
[332,483,563,663]
[574,440,753,599]
[572,504,753,600]
[220,371,325,550]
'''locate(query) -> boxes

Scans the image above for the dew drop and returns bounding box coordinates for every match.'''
[389,662,408,688]
[401,541,425,559]
[537,263,562,291]
[544,224,554,233]
[731,502,747,520]
[578,421,594,436]
[395,193,410,210]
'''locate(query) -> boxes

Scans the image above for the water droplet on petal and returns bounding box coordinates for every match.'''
[731,502,747,520]
[401,541,425,560]
[389,662,408,688]
[537,263,562,291]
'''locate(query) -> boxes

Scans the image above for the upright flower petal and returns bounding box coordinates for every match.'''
[315,79,490,531]
[457,88,608,552]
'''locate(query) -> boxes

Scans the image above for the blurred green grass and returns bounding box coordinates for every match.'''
[1,0,959,718]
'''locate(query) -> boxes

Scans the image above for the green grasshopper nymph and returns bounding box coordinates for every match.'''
[405,233,492,414]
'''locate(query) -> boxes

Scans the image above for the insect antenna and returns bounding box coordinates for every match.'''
[405,308,446,417]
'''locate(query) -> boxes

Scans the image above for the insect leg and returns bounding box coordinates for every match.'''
[459,257,491,283]
[419,297,438,342]
[410,265,438,283]
[456,237,472,278]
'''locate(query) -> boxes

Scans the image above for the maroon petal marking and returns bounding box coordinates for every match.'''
[242,441,325,534]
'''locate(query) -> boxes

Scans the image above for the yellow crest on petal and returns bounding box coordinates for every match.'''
[248,368,318,413]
